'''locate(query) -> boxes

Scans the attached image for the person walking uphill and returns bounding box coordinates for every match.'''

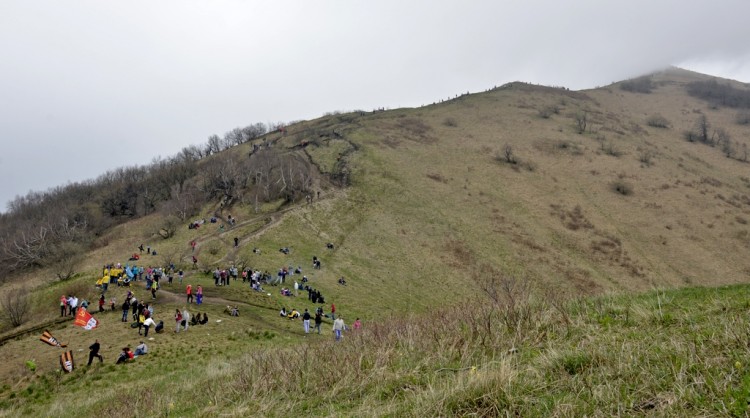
[186,284,193,304]
[314,310,323,334]
[196,285,203,305]
[121,300,130,322]
[88,339,103,365]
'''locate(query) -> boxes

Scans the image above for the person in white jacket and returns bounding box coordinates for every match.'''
[332,316,346,341]
[142,317,156,337]
[182,308,190,331]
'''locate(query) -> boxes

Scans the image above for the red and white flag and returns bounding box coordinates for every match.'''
[73,308,99,330]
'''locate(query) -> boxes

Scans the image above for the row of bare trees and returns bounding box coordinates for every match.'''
[199,148,316,209]
[685,115,749,161]
[0,119,320,280]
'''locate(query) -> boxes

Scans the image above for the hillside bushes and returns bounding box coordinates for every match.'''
[620,76,654,93]
[687,79,750,109]
[646,114,670,128]
[0,120,320,277]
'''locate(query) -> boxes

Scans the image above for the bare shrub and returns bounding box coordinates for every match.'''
[601,142,622,157]
[555,140,583,155]
[426,173,448,184]
[502,144,516,164]
[687,79,750,109]
[538,105,560,119]
[442,117,458,127]
[620,76,654,93]
[0,287,31,327]
[646,114,670,128]
[48,241,84,280]
[550,204,594,231]
[638,148,655,166]
[158,215,181,239]
[397,118,432,138]
[473,265,536,336]
[444,239,474,267]
[611,180,633,196]
[575,112,587,134]
[521,160,537,172]
[160,249,181,269]
[686,115,711,144]
[736,111,750,125]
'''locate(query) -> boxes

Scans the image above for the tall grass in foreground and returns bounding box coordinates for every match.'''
[8,284,750,417]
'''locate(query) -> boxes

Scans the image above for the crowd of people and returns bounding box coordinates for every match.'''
[75,224,363,372]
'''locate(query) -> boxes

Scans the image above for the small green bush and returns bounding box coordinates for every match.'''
[562,353,591,375]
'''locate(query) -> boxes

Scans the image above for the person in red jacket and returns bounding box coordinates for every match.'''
[331,302,336,320]
[186,284,193,303]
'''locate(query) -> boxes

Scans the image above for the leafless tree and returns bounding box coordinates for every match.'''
[0,287,31,327]
[224,128,244,148]
[696,115,711,144]
[159,215,181,239]
[503,144,516,164]
[242,122,267,140]
[50,241,84,280]
[206,134,222,155]
[575,112,588,134]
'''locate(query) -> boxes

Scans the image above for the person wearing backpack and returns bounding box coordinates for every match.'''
[314,311,323,334]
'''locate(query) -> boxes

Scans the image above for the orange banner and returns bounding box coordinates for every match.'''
[40,330,67,347]
[60,351,74,373]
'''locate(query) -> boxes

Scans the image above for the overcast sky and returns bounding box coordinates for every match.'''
[2,1,750,211]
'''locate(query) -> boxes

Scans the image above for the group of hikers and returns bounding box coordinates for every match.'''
[173,307,209,332]
[76,217,362,370]
[87,339,150,366]
[278,303,362,340]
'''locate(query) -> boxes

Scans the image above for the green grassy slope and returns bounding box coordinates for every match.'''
[3,68,750,415]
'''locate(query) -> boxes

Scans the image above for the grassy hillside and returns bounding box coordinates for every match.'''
[5,283,750,416]
[3,67,750,415]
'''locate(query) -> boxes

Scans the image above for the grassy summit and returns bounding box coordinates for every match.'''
[3,67,750,416]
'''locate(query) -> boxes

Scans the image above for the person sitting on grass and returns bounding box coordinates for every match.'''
[279,307,287,317]
[200,313,209,325]
[134,341,148,357]
[288,308,300,320]
[116,347,133,364]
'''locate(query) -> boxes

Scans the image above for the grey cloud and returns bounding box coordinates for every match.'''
[2,1,750,209]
